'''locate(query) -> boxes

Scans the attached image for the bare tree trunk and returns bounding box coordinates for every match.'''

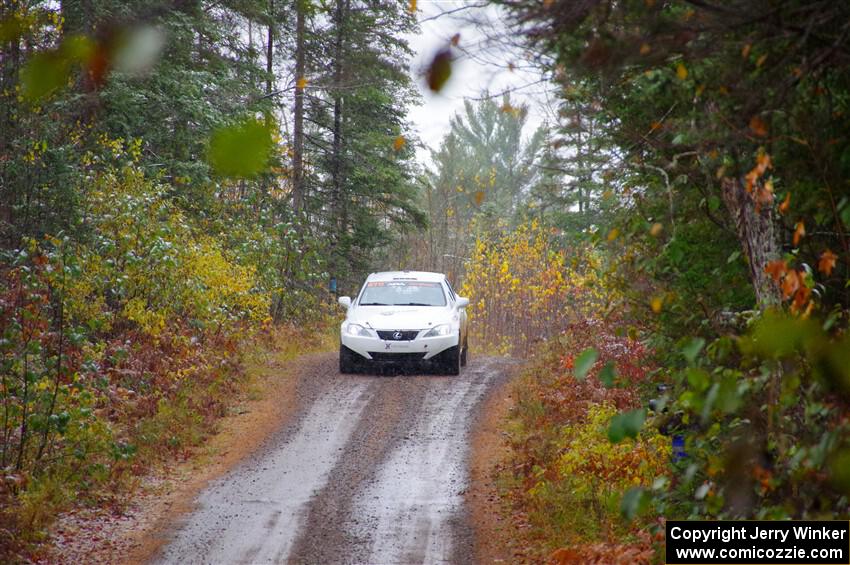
[291,0,306,214]
[721,176,781,308]
[0,20,20,245]
[265,0,274,96]
[330,0,349,236]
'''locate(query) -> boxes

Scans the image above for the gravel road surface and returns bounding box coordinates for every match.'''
[152,353,512,565]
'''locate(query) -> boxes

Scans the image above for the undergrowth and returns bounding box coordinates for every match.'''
[500,318,666,564]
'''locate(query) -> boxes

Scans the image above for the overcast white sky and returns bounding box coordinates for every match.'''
[403,1,556,167]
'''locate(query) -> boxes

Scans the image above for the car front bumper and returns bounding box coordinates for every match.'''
[341,332,458,361]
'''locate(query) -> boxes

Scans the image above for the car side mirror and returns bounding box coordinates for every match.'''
[456,297,469,309]
[338,296,351,308]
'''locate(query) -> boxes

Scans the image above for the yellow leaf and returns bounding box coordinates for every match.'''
[393,135,406,151]
[650,223,663,237]
[408,0,417,13]
[756,54,767,67]
[607,228,619,241]
[650,296,663,313]
[676,63,688,80]
[296,76,308,89]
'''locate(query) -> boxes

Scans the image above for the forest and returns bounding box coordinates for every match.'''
[2,0,849,562]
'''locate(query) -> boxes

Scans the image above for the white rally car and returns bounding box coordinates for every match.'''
[338,271,469,375]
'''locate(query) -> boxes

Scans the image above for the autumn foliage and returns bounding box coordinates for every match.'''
[0,143,282,555]
[461,220,616,356]
[499,316,663,562]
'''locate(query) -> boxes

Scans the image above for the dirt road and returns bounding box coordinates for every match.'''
[151,352,513,564]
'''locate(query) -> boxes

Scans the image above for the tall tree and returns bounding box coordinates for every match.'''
[409,95,545,280]
[501,0,850,310]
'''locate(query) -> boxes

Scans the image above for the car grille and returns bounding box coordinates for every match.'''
[368,352,426,363]
[376,330,420,341]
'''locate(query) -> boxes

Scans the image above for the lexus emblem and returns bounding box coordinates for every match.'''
[393,331,403,340]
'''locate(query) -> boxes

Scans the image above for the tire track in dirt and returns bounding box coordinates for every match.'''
[152,354,515,565]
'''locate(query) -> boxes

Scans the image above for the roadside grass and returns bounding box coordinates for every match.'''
[497,318,667,563]
[7,319,337,562]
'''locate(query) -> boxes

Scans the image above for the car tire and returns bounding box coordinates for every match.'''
[339,345,359,374]
[441,345,461,376]
[460,337,468,367]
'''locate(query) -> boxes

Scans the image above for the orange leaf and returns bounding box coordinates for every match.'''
[778,192,791,215]
[741,43,752,58]
[549,547,581,565]
[764,259,787,283]
[745,152,772,192]
[781,269,800,299]
[640,43,651,55]
[426,49,452,92]
[474,190,485,206]
[793,221,805,247]
[392,135,406,151]
[791,284,811,313]
[450,33,461,47]
[408,0,417,13]
[607,228,619,241]
[650,222,663,237]
[749,116,768,137]
[756,54,768,67]
[296,76,308,89]
[818,249,838,276]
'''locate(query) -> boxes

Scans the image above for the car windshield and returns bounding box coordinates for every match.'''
[358,281,446,306]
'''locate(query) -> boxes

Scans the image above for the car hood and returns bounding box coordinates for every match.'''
[347,305,455,330]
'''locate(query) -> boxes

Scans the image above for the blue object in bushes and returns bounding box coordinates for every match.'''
[672,435,686,461]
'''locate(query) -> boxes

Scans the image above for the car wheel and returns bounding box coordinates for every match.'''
[339,345,359,374]
[441,345,461,376]
[460,337,468,367]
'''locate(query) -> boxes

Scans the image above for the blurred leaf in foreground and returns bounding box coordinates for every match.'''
[425,48,452,92]
[573,347,597,380]
[742,310,822,359]
[598,361,616,387]
[208,118,274,178]
[21,51,71,102]
[113,26,165,76]
[620,486,649,520]
[608,408,646,442]
[21,35,94,102]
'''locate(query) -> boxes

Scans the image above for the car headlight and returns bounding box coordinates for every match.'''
[345,323,373,337]
[423,324,451,337]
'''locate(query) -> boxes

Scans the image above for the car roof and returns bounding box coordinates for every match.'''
[366,271,446,283]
